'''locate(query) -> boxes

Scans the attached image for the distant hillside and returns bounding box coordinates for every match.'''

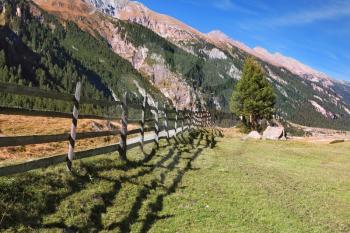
[1,0,350,130]
[94,0,350,130]
[0,0,166,115]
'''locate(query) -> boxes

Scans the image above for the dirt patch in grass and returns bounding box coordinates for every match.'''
[0,114,141,164]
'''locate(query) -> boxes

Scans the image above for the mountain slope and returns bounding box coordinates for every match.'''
[0,0,166,115]
[109,0,350,130]
[3,0,350,130]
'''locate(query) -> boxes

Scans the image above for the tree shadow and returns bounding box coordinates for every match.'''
[0,130,216,232]
[139,147,205,233]
[107,131,213,232]
[105,142,193,232]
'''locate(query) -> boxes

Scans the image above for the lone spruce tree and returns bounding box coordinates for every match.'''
[230,57,276,131]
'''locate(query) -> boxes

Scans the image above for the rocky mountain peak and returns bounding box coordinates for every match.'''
[114,1,206,42]
[208,30,334,87]
[207,30,231,42]
[85,0,129,16]
[252,46,334,87]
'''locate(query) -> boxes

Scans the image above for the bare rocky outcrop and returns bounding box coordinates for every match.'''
[242,131,262,140]
[132,46,148,69]
[33,0,201,109]
[106,25,200,109]
[309,100,335,119]
[201,48,227,60]
[227,64,241,80]
[116,1,206,43]
[262,126,286,140]
[86,0,129,16]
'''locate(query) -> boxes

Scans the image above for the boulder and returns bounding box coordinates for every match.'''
[242,131,262,140]
[262,126,286,140]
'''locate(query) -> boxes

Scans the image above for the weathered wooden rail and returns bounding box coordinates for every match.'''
[0,82,214,177]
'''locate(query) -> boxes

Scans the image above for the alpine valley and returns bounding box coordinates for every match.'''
[1,0,350,130]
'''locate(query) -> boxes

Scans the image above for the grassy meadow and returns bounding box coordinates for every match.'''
[0,129,349,232]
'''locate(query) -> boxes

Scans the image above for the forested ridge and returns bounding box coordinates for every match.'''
[1,0,350,130]
[0,0,165,115]
[114,17,350,130]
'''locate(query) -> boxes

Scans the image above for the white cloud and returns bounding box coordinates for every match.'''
[211,0,257,14]
[271,1,350,26]
[213,0,234,10]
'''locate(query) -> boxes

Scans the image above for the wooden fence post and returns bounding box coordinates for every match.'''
[155,102,159,148]
[175,107,178,134]
[163,103,169,141]
[189,109,193,130]
[202,111,205,127]
[201,111,204,128]
[185,109,189,130]
[120,92,128,160]
[197,111,200,128]
[182,108,185,133]
[209,111,212,127]
[205,111,208,127]
[141,94,147,150]
[67,81,82,170]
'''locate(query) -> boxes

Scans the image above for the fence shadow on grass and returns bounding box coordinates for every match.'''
[0,129,218,232]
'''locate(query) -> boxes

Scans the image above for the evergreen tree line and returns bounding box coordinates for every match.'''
[0,0,163,116]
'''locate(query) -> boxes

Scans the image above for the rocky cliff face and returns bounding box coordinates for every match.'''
[115,1,205,43]
[86,0,129,16]
[33,0,197,109]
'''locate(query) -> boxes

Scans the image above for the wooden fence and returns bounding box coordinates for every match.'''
[0,82,215,177]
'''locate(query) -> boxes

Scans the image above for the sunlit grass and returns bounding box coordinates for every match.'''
[0,129,349,232]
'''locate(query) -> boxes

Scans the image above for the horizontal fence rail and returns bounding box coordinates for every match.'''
[0,130,121,148]
[0,82,231,177]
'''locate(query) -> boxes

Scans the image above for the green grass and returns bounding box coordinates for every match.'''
[0,130,350,232]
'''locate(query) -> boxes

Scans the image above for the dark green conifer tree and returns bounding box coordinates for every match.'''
[230,57,276,130]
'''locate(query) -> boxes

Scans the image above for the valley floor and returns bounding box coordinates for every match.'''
[0,129,349,232]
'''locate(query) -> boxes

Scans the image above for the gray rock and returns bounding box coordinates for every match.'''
[242,131,262,140]
[262,126,286,140]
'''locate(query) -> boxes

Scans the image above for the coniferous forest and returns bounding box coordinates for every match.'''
[0,0,165,116]
[1,0,350,130]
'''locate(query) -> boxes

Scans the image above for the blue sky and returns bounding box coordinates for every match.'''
[137,0,350,81]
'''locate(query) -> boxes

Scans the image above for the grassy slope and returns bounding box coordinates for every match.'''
[0,130,350,232]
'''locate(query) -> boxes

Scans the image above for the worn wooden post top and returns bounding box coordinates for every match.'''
[67,81,82,171]
[120,92,128,160]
